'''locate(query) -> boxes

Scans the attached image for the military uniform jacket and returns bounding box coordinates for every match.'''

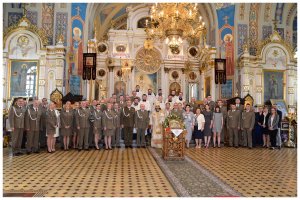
[135,110,150,129]
[39,105,48,130]
[102,109,115,130]
[9,105,26,129]
[93,110,102,129]
[25,107,42,131]
[190,102,199,113]
[46,110,58,133]
[121,106,135,127]
[227,110,241,129]
[113,109,121,128]
[60,109,74,129]
[171,109,183,120]
[241,111,255,130]
[75,107,91,128]
[220,106,228,122]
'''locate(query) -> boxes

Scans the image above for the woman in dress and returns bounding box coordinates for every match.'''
[46,102,58,153]
[60,101,73,150]
[268,107,280,150]
[93,104,102,150]
[212,106,223,148]
[194,108,205,148]
[53,106,60,152]
[203,104,213,148]
[102,103,115,150]
[260,106,270,148]
[183,105,194,148]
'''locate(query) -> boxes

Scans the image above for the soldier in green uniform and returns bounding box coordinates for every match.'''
[102,103,115,150]
[217,100,228,145]
[170,103,183,120]
[92,104,102,150]
[135,103,150,148]
[235,98,244,146]
[9,97,26,156]
[121,100,135,148]
[39,98,48,149]
[75,101,91,151]
[112,102,121,148]
[25,99,42,154]
[227,104,241,148]
[189,97,199,114]
[241,104,255,149]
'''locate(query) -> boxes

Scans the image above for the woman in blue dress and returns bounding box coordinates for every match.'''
[183,105,194,148]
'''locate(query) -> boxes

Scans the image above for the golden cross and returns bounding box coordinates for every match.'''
[272,19,279,31]
[223,16,229,24]
[75,6,81,16]
[22,3,29,17]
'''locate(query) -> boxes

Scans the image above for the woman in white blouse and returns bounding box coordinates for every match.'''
[193,108,205,148]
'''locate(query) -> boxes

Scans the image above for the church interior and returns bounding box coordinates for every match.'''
[1,2,298,197]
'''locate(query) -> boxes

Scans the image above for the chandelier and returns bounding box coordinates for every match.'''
[146,3,207,52]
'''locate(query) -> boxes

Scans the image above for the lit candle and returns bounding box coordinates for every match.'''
[146,19,148,26]
[176,10,179,17]
[189,10,192,17]
[199,16,202,21]
[202,21,205,26]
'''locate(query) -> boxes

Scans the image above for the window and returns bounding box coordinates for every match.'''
[25,66,37,97]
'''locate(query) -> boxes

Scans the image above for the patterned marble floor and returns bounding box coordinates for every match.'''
[185,147,297,197]
[3,148,176,197]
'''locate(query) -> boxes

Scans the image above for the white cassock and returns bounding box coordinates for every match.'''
[150,110,165,148]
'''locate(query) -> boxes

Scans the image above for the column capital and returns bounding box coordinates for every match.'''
[164,67,170,73]
[108,65,114,72]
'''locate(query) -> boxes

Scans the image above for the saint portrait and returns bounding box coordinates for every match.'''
[264,71,284,102]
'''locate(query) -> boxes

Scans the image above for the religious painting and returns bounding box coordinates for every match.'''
[97,42,108,53]
[215,59,226,84]
[8,60,39,99]
[98,69,106,77]
[69,75,81,95]
[83,53,96,67]
[221,79,233,99]
[114,81,126,97]
[270,99,288,118]
[135,70,157,94]
[204,77,211,97]
[263,71,284,102]
[169,82,181,95]
[188,72,197,81]
[171,71,179,80]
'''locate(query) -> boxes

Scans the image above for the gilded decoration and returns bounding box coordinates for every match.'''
[3,16,49,48]
[256,31,295,61]
[135,47,161,74]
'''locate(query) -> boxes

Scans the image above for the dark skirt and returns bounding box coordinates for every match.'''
[194,126,204,139]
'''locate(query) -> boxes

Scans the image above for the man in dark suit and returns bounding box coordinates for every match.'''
[273,103,282,149]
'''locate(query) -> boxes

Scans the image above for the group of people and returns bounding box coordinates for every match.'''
[8,85,283,156]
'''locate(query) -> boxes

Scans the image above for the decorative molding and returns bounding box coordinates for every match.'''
[239,4,245,20]
[4,16,49,48]
[288,87,295,94]
[39,79,46,86]
[264,4,272,22]
[56,79,63,87]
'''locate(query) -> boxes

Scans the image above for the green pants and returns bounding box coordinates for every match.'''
[243,128,253,148]
[26,130,39,152]
[12,128,24,153]
[78,128,89,149]
[228,127,239,147]
[136,128,146,147]
[123,127,133,146]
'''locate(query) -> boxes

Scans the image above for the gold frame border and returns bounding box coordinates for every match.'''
[262,69,286,104]
[204,76,211,98]
[7,59,40,100]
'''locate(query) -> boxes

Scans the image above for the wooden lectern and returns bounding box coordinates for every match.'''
[162,118,186,160]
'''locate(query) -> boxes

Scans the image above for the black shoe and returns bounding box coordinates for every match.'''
[235,146,239,148]
[78,149,82,152]
[248,147,252,149]
[142,146,146,148]
[137,146,140,148]
[27,151,32,155]
[34,151,40,154]
[13,153,20,156]
[85,149,89,151]
[117,146,121,148]
[130,145,133,148]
